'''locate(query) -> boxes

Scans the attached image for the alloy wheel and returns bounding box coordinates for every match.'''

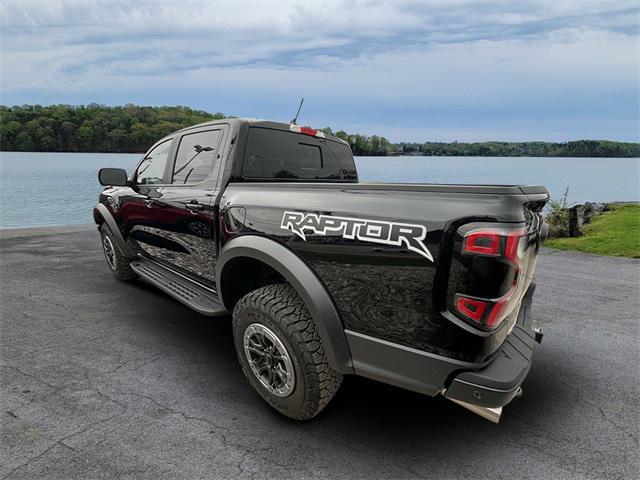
[243,323,295,397]
[102,234,117,271]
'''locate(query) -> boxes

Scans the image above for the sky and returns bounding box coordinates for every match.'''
[1,0,639,142]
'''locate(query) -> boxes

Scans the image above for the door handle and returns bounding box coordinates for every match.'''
[186,200,204,212]
[144,199,157,208]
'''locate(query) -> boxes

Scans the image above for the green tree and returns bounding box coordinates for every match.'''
[1,104,638,157]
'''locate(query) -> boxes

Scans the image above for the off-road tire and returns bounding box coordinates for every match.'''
[233,283,343,420]
[99,223,137,281]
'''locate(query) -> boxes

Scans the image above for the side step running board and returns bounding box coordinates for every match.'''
[130,259,228,317]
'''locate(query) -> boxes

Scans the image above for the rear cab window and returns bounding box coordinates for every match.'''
[242,127,357,181]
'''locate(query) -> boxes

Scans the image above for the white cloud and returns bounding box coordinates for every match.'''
[0,0,638,141]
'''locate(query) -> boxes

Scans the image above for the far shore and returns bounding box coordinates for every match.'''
[3,105,640,158]
[1,150,639,159]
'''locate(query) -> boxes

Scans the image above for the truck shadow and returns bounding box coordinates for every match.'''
[130,279,562,443]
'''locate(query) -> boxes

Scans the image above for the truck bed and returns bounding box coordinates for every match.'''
[221,181,548,363]
[231,181,548,195]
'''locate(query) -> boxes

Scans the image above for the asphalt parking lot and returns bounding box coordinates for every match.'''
[1,226,638,479]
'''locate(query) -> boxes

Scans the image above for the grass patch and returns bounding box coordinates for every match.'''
[545,204,640,258]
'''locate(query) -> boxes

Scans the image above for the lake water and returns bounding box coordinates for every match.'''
[0,151,638,229]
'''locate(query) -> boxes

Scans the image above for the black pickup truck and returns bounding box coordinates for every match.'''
[94,119,548,423]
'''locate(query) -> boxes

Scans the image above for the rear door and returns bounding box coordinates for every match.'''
[152,125,228,283]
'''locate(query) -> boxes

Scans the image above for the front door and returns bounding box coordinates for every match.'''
[151,126,227,284]
[120,137,174,260]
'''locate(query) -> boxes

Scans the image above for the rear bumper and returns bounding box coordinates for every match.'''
[444,282,538,409]
[443,324,535,408]
[346,282,539,414]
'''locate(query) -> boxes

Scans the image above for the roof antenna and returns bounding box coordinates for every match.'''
[290,98,304,125]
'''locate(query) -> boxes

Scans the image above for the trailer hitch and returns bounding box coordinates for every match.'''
[534,327,544,344]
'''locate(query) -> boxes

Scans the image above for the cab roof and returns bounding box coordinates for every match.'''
[173,118,349,145]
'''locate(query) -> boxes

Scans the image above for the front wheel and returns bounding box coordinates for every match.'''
[99,224,137,281]
[232,283,342,420]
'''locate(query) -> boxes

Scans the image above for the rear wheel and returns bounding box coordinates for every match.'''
[100,223,137,281]
[232,283,342,420]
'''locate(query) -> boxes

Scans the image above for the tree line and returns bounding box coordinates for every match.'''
[1,104,638,157]
[321,127,396,156]
[0,104,222,153]
[394,140,640,158]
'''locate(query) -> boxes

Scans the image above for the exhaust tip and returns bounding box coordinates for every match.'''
[447,398,503,424]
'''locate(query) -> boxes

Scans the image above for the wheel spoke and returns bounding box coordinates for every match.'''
[252,357,263,368]
[260,336,272,350]
[274,364,287,385]
[246,345,266,356]
[266,367,275,386]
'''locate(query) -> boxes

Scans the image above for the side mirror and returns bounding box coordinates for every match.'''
[99,168,128,186]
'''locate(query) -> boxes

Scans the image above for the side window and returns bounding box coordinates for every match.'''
[172,129,222,184]
[136,140,172,185]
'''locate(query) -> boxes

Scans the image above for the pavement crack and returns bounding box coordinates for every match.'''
[102,351,170,375]
[5,334,113,361]
[0,365,58,389]
[1,408,126,480]
[126,391,223,429]
[579,396,639,446]
[559,379,639,446]
[123,390,294,474]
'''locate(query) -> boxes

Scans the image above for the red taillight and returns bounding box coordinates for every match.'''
[486,301,507,328]
[289,124,326,138]
[454,287,518,330]
[485,284,517,328]
[463,231,501,256]
[455,227,528,330]
[463,228,526,264]
[454,295,488,323]
[504,231,523,263]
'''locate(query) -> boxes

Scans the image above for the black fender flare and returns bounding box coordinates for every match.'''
[93,203,132,258]
[216,235,354,374]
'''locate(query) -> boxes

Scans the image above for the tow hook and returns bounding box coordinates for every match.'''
[534,328,544,344]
